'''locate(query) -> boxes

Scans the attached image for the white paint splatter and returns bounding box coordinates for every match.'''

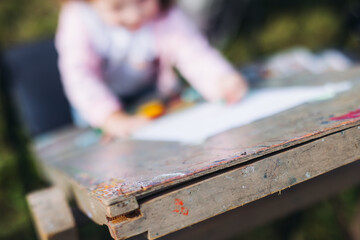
[152,173,186,181]
[225,176,234,180]
[305,172,311,178]
[242,166,255,176]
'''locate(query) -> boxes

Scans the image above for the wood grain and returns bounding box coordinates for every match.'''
[160,159,360,240]
[26,187,78,240]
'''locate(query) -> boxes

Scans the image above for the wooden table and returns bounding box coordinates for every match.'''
[33,67,360,240]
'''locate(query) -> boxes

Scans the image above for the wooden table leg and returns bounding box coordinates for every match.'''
[27,187,78,240]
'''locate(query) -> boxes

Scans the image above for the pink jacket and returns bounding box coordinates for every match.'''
[56,2,236,127]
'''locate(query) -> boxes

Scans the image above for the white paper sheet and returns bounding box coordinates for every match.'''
[133,82,351,144]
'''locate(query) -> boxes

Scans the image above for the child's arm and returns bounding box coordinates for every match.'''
[56,3,149,137]
[156,9,248,103]
[102,111,150,138]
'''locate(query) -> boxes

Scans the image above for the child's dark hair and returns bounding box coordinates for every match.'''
[60,0,174,12]
[160,0,174,12]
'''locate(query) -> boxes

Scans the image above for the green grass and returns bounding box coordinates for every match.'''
[0,0,59,47]
[222,6,349,64]
[0,0,359,239]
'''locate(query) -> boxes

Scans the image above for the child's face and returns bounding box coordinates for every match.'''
[92,0,160,31]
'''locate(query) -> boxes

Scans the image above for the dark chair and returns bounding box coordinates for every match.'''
[2,39,72,137]
[1,40,100,240]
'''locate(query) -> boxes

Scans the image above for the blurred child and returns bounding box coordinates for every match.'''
[56,0,248,138]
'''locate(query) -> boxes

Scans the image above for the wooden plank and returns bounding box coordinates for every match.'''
[108,125,360,239]
[26,187,78,240]
[161,158,360,240]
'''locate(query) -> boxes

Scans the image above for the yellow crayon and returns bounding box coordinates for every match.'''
[137,100,165,119]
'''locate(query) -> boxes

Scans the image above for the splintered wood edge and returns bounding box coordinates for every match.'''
[39,165,140,225]
[108,125,360,240]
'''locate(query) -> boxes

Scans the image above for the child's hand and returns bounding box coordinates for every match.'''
[102,111,151,138]
[219,73,248,104]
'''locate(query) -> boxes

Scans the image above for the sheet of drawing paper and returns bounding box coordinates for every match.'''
[133,82,351,143]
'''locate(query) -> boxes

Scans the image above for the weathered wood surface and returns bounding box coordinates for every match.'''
[160,159,360,240]
[108,125,360,239]
[33,67,360,239]
[26,187,78,240]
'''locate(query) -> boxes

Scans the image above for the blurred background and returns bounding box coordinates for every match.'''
[1,0,360,239]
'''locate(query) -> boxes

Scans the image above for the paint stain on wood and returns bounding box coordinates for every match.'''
[330,109,360,121]
[173,198,189,216]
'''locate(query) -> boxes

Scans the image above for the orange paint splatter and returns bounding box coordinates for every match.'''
[180,207,189,216]
[173,198,189,216]
[175,198,184,206]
